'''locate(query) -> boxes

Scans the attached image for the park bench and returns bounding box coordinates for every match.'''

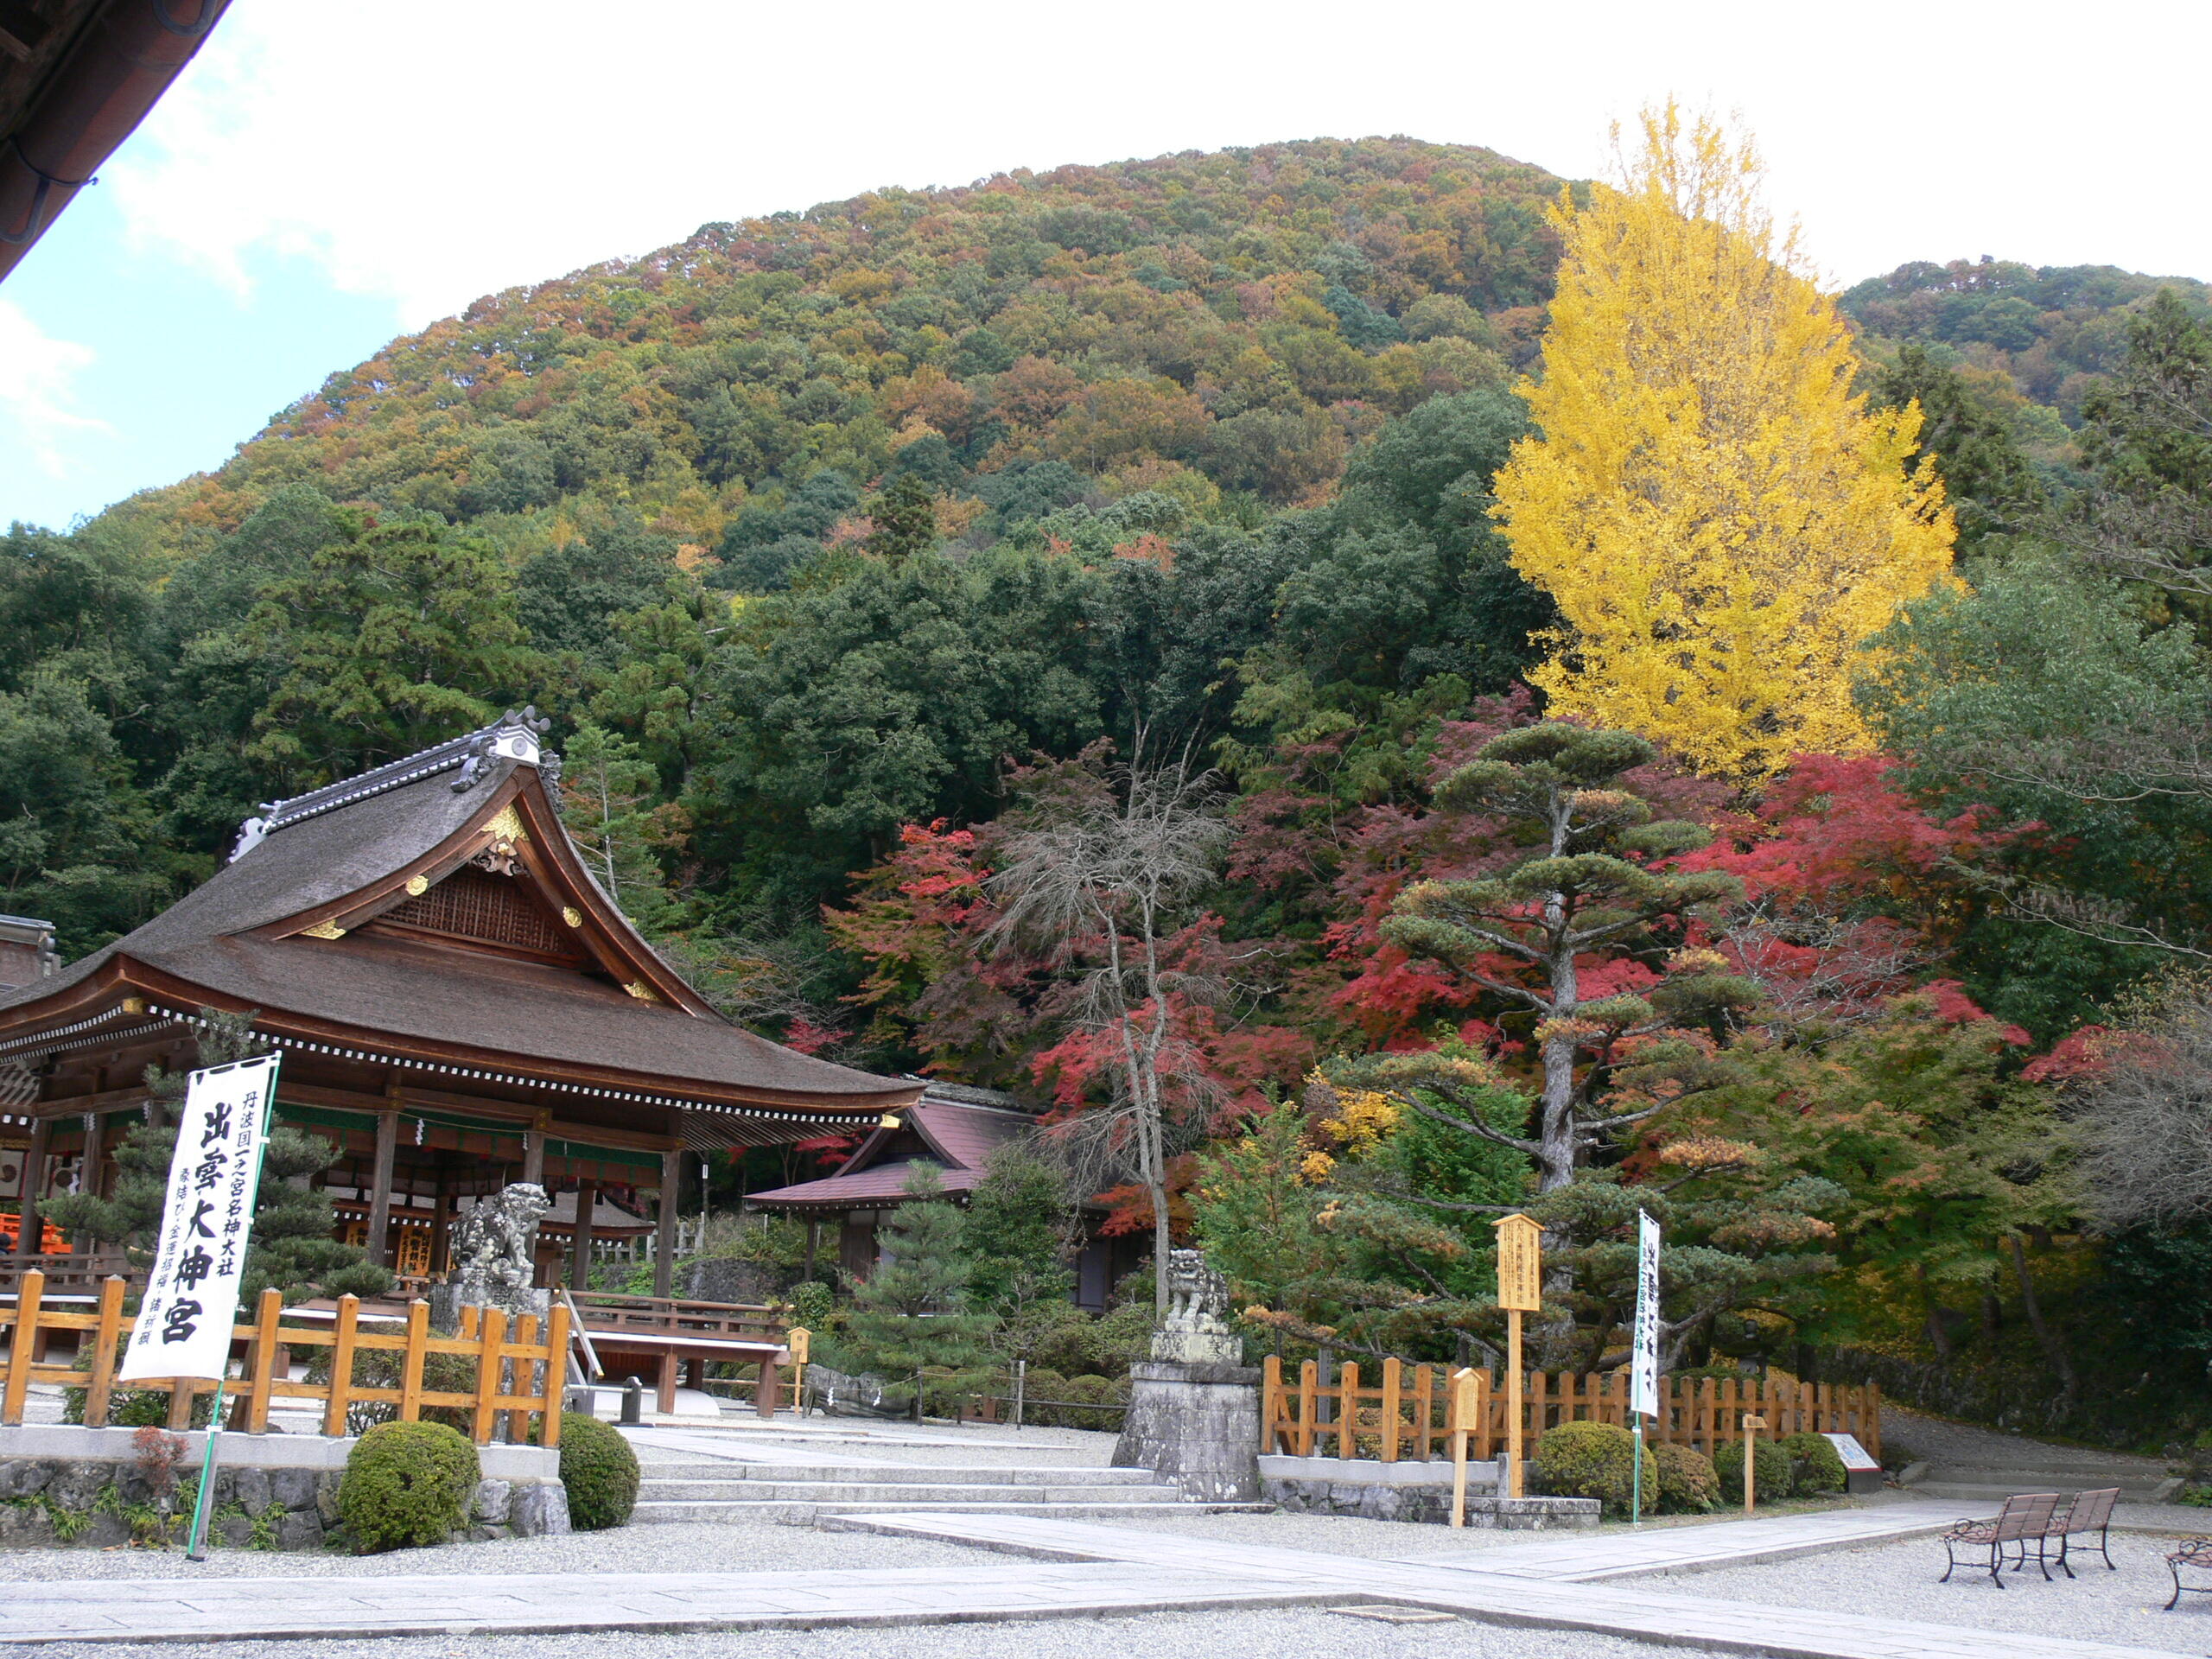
[1940,1491,2061,1586]
[2050,1487,2120,1577]
[2166,1538,2212,1610]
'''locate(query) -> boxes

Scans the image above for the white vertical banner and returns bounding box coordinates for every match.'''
[119,1054,282,1384]
[1630,1209,1661,1420]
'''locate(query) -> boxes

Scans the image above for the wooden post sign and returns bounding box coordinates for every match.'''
[1448,1366,1484,1528]
[1741,1414,1768,1514]
[1493,1214,1541,1500]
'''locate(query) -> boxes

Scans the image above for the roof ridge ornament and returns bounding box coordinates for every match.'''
[227,710,567,860]
[452,707,554,793]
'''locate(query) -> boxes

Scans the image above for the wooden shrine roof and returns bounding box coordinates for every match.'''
[0,713,920,1127]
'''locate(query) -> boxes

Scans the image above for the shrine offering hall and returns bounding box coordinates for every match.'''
[0,711,923,1304]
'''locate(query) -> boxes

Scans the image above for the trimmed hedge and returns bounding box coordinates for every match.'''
[1777,1431,1848,1496]
[339,1421,479,1552]
[1531,1421,1657,1517]
[1652,1441,1720,1514]
[1713,1436,1792,1506]
[559,1411,640,1530]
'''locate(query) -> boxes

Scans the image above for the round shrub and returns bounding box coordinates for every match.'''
[1713,1436,1792,1506]
[1778,1432,1847,1496]
[339,1421,479,1552]
[1652,1441,1720,1514]
[1058,1373,1122,1431]
[1532,1421,1657,1517]
[1020,1368,1067,1427]
[559,1411,639,1530]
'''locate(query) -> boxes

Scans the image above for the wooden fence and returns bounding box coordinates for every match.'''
[0,1270,569,1447]
[1261,1356,1879,1463]
[565,1291,786,1346]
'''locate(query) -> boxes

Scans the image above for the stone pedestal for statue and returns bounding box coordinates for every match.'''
[1111,1250,1262,1503]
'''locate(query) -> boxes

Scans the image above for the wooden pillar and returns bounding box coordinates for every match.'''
[803,1218,818,1281]
[72,1114,101,1253]
[656,1347,678,1414]
[569,1181,597,1291]
[16,1116,48,1258]
[653,1148,680,1300]
[521,1120,546,1186]
[365,1109,399,1269]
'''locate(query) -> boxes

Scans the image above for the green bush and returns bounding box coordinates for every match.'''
[1777,1432,1848,1496]
[557,1412,639,1530]
[305,1344,477,1436]
[1652,1442,1721,1513]
[1713,1436,1792,1506]
[338,1421,479,1553]
[1055,1373,1129,1431]
[1531,1421,1657,1517]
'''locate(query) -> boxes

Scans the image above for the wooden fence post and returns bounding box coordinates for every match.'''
[83,1275,124,1428]
[1866,1383,1882,1462]
[322,1295,359,1438]
[1262,1355,1281,1452]
[1,1268,40,1425]
[1338,1361,1359,1460]
[1297,1358,1317,1456]
[398,1301,429,1422]
[543,1300,570,1448]
[165,1378,196,1432]
[245,1287,282,1433]
[471,1306,507,1446]
[1381,1357,1402,1463]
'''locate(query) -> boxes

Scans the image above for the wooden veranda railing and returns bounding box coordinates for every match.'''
[0,1271,569,1446]
[566,1291,786,1344]
[1261,1355,1879,1463]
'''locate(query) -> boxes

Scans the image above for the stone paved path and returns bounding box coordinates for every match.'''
[1403,1503,1955,1580]
[0,1503,2176,1654]
[841,1513,2183,1659]
[0,1562,1341,1644]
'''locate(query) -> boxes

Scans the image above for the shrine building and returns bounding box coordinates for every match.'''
[0,711,923,1300]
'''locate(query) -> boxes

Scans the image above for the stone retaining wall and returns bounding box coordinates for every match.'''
[0,1426,568,1551]
[1257,1452,1599,1529]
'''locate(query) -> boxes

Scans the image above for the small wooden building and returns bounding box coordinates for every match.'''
[747,1084,1147,1309]
[0,711,922,1300]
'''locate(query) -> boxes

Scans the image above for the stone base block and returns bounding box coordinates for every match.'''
[1112,1359,1262,1503]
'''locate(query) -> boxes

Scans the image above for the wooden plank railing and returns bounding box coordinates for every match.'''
[0,1271,569,1447]
[0,1253,142,1300]
[1261,1355,1879,1463]
[567,1291,787,1345]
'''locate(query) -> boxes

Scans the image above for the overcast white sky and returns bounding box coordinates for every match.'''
[3,0,2203,527]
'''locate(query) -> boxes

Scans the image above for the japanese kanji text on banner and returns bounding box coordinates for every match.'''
[119,1054,280,1384]
[1630,1209,1661,1419]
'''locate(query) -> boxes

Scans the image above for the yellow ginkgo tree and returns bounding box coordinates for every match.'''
[1493,105,1955,779]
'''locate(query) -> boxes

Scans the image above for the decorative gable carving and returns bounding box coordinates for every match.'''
[368,864,574,959]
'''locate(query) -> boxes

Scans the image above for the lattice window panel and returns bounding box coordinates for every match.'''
[375,865,569,956]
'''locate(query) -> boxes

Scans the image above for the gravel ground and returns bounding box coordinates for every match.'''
[9,1604,1685,1659]
[0,1521,981,1582]
[1661,1531,2204,1654]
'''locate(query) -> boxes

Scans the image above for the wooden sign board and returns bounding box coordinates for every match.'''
[1493,1214,1542,1312]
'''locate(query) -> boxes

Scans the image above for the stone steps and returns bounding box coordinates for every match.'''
[626,1450,1261,1523]
[633,1497,1267,1522]
[637,1478,1194,1505]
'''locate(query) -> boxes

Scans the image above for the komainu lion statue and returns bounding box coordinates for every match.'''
[1165,1248,1230,1328]
[451,1182,553,1314]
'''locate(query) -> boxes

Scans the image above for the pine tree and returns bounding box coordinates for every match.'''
[1492,105,1955,779]
[842,1163,995,1420]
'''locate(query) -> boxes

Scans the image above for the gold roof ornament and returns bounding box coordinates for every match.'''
[562,906,582,928]
[404,875,429,897]
[300,919,347,940]
[622,981,658,1002]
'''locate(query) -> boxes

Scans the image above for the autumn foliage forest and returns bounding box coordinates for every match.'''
[10,116,2212,1448]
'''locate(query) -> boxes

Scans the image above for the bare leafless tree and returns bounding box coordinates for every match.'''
[985,753,1230,1316]
[2074,971,2212,1227]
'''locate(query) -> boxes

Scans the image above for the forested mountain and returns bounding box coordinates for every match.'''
[12,131,2212,1446]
